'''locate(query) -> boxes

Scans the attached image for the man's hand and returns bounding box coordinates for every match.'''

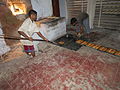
[28,37,33,42]
[80,26,84,34]
[77,33,82,38]
[36,32,49,42]
[44,38,49,42]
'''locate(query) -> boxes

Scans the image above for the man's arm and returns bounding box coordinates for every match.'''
[18,31,33,41]
[36,32,49,41]
[80,26,84,34]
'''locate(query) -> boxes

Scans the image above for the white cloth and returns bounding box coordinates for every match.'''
[0,27,10,55]
[18,18,40,45]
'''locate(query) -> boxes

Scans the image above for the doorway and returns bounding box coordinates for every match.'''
[52,0,60,17]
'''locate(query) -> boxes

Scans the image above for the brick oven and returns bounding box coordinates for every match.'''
[7,0,27,16]
[32,16,66,51]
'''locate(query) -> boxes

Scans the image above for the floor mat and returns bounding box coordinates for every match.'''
[55,34,82,51]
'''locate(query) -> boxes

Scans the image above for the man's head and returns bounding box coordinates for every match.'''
[28,10,37,21]
[71,18,78,26]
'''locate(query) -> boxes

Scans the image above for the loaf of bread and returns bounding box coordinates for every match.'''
[92,45,101,49]
[87,43,95,47]
[106,48,116,54]
[81,41,89,45]
[76,40,84,44]
[99,47,108,51]
[114,51,120,56]
[58,41,64,45]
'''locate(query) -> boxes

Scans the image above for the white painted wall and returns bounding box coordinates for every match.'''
[59,0,68,19]
[87,0,96,29]
[31,0,53,19]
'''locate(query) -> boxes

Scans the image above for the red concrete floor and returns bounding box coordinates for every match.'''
[0,48,120,90]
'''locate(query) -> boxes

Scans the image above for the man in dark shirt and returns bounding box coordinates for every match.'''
[71,12,91,37]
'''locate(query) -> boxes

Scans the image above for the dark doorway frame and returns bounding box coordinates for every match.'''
[52,0,60,17]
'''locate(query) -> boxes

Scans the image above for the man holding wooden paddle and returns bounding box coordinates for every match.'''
[18,10,48,57]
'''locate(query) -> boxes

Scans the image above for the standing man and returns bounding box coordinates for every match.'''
[18,10,48,57]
